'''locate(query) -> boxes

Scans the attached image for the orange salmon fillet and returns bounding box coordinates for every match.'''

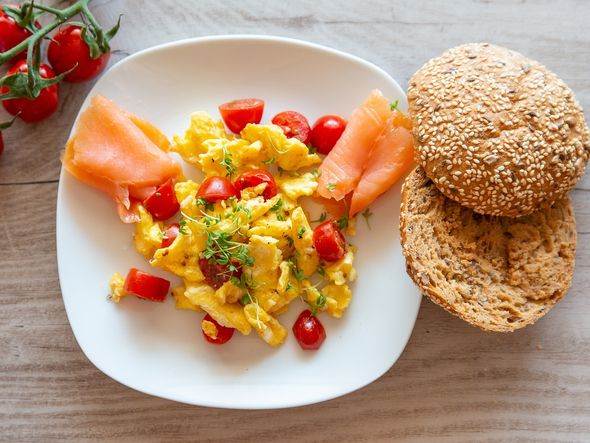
[349,110,414,216]
[63,95,182,223]
[317,89,391,200]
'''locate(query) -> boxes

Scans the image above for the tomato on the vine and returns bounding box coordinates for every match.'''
[311,115,347,155]
[218,98,264,133]
[233,169,277,200]
[271,111,311,145]
[292,310,326,350]
[313,220,346,262]
[1,60,60,123]
[202,314,235,345]
[0,5,38,56]
[47,25,111,83]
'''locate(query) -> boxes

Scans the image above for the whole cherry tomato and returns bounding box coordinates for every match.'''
[47,25,111,82]
[143,179,179,220]
[271,111,311,145]
[199,257,242,290]
[202,313,235,344]
[218,98,264,133]
[311,115,347,155]
[233,169,277,200]
[313,220,346,262]
[1,60,60,123]
[123,268,170,302]
[292,309,326,350]
[196,176,238,202]
[161,223,180,248]
[0,5,38,56]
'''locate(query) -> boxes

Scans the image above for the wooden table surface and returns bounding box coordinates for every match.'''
[1,0,589,441]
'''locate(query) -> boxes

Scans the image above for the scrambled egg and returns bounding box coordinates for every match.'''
[112,112,356,348]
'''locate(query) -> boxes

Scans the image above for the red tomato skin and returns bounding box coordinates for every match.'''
[1,60,60,123]
[47,25,111,82]
[161,223,179,248]
[311,115,347,155]
[271,111,312,145]
[202,314,235,344]
[218,98,264,133]
[143,179,180,220]
[123,268,170,302]
[313,220,346,262]
[0,132,4,156]
[233,169,277,200]
[0,6,34,55]
[196,176,238,202]
[292,310,326,350]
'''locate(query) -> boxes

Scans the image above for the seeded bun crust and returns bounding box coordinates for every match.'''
[400,167,576,332]
[408,43,590,217]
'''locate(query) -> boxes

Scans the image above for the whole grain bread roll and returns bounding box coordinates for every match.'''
[400,166,576,332]
[408,43,590,217]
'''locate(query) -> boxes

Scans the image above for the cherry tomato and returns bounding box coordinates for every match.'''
[196,176,238,202]
[143,179,179,220]
[292,309,326,350]
[271,111,311,145]
[47,25,111,83]
[0,5,37,56]
[0,132,4,157]
[199,257,242,290]
[313,220,346,262]
[311,115,347,155]
[123,268,170,302]
[233,169,277,200]
[218,98,264,133]
[1,60,59,123]
[161,223,179,248]
[202,313,235,344]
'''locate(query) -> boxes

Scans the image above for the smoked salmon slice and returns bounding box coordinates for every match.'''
[317,89,391,200]
[63,95,182,223]
[349,110,415,216]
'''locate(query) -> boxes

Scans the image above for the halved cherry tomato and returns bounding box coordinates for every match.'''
[47,25,111,83]
[233,169,277,200]
[143,179,179,220]
[313,220,346,262]
[311,115,347,155]
[271,111,311,145]
[292,309,326,350]
[196,176,238,202]
[202,313,235,344]
[1,60,59,123]
[161,223,180,248]
[123,268,170,302]
[199,257,242,290]
[219,98,264,133]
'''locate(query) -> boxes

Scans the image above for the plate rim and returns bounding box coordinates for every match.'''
[56,34,420,410]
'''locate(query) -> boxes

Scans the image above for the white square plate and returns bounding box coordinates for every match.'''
[56,35,421,409]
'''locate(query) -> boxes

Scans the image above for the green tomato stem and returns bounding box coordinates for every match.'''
[0,0,91,66]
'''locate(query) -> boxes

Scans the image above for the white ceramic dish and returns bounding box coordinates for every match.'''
[56,35,421,409]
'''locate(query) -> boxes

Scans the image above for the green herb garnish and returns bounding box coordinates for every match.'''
[362,208,373,229]
[390,99,399,111]
[297,227,306,239]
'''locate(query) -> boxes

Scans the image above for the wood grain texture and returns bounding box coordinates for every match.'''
[1,0,589,441]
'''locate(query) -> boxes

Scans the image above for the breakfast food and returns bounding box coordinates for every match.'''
[317,89,415,215]
[66,93,415,350]
[62,95,182,223]
[400,167,576,331]
[408,43,590,217]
